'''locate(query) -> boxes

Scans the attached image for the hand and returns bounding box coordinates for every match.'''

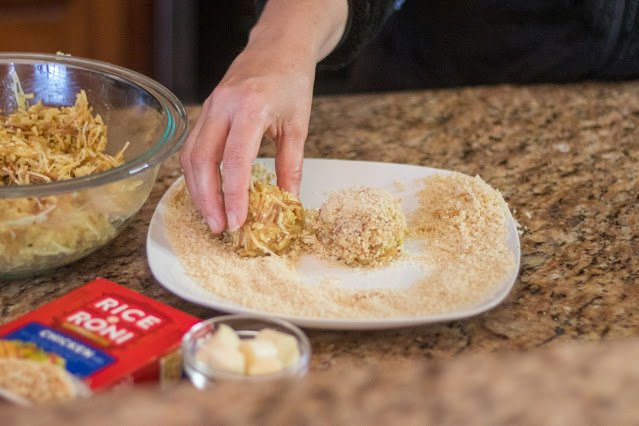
[180,0,348,234]
[180,42,315,233]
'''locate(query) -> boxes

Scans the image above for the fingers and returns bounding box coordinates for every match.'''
[180,101,208,206]
[191,116,229,233]
[275,125,307,197]
[222,113,269,231]
[181,101,230,234]
[181,101,306,235]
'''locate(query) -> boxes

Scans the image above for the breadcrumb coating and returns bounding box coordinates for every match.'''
[165,170,516,319]
[316,187,407,266]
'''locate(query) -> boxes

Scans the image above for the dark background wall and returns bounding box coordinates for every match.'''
[0,0,352,104]
[196,0,255,101]
[192,0,351,102]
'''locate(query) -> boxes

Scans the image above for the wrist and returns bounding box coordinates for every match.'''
[249,0,348,64]
[247,24,318,65]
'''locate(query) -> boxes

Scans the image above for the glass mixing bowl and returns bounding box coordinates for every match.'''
[0,53,188,279]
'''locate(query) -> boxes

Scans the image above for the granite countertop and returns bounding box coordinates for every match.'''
[6,338,639,425]
[2,82,639,423]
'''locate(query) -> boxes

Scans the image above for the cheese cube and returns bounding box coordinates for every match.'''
[196,345,245,374]
[247,355,283,376]
[208,324,241,349]
[257,328,300,367]
[239,339,282,376]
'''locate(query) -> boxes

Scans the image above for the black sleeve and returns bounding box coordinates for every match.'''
[254,0,396,69]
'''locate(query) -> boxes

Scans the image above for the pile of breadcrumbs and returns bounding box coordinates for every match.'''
[164,172,516,319]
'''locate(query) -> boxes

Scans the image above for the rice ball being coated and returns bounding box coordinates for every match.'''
[226,179,304,257]
[317,187,406,266]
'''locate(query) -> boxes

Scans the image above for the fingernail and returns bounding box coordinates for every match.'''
[206,216,221,233]
[226,211,240,231]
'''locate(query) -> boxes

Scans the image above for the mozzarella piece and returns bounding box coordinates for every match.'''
[196,324,244,374]
[208,324,241,349]
[239,339,283,376]
[195,325,301,377]
[246,355,283,376]
[257,328,300,368]
[197,345,245,374]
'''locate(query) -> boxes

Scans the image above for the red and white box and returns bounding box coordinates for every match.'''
[0,278,200,391]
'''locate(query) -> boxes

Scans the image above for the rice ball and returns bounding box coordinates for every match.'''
[317,187,406,266]
[226,180,304,257]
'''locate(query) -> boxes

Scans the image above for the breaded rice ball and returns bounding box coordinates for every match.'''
[317,187,406,266]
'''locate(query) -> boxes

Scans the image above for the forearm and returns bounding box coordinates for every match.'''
[249,0,349,63]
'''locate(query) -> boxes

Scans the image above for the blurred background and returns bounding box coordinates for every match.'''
[0,0,350,103]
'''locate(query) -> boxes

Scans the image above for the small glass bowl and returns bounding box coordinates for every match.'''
[182,315,311,389]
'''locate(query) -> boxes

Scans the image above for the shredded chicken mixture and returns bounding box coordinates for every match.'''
[0,90,127,185]
[0,72,134,275]
[225,166,304,257]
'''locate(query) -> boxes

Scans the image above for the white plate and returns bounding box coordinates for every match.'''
[147,159,520,330]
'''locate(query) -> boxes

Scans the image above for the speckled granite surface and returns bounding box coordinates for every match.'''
[5,338,639,424]
[2,82,639,422]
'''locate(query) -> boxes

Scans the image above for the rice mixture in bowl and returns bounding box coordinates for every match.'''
[0,53,187,279]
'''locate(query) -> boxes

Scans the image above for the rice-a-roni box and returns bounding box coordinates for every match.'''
[0,278,199,404]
